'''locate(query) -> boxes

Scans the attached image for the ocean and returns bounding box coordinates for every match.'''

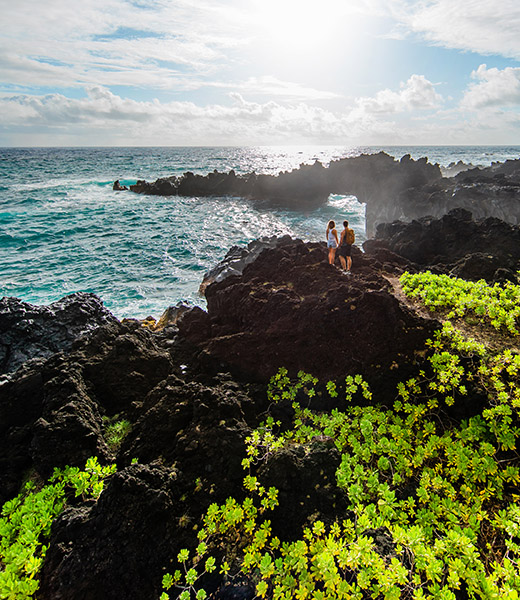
[1,145,520,320]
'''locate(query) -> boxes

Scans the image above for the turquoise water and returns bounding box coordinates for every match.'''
[1,145,519,319]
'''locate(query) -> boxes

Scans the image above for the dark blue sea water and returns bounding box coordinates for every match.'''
[1,145,519,319]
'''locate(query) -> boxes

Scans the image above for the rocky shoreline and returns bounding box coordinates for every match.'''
[116,152,520,237]
[1,208,520,598]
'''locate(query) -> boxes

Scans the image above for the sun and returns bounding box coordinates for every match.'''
[256,0,348,45]
[251,0,355,57]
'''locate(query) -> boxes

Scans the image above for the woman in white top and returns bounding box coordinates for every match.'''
[326,220,339,265]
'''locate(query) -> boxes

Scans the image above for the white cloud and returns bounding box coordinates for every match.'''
[6,83,505,147]
[0,0,345,104]
[461,64,520,109]
[218,77,340,101]
[394,0,520,59]
[355,74,443,114]
[0,86,369,145]
[0,0,248,93]
[0,0,519,148]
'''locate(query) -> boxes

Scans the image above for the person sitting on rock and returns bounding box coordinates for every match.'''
[337,220,354,274]
[326,220,339,265]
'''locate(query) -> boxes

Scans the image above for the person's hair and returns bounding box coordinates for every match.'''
[327,220,335,229]
[343,220,349,227]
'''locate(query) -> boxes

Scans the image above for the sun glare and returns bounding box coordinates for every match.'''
[250,0,359,64]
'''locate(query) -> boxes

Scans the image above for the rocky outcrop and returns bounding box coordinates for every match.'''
[4,209,520,599]
[0,319,172,504]
[257,440,350,542]
[128,161,333,209]
[369,207,520,282]
[123,153,520,237]
[178,238,438,392]
[125,152,443,235]
[199,234,293,294]
[112,179,128,191]
[0,292,117,376]
[385,163,520,234]
[119,374,254,502]
[38,463,183,600]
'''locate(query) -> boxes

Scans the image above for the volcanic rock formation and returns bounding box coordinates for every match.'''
[2,209,520,598]
[0,292,117,376]
[178,237,438,392]
[122,152,520,237]
[367,207,520,283]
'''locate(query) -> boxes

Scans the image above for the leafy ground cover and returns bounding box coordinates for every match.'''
[0,458,115,599]
[3,272,520,600]
[163,272,520,600]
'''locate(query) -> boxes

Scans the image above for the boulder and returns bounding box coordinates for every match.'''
[256,440,350,541]
[0,292,117,376]
[77,320,172,415]
[119,375,253,503]
[0,320,172,503]
[38,464,183,600]
[34,371,259,599]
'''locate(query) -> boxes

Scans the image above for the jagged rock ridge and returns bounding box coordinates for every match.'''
[120,152,520,236]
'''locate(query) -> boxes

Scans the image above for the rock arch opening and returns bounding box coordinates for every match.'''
[326,194,367,243]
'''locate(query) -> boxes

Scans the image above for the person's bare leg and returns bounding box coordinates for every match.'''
[339,256,346,270]
[347,256,352,271]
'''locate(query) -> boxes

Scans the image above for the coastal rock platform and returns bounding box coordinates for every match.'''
[178,238,438,391]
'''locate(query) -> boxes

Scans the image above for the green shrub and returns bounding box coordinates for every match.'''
[103,417,132,453]
[400,271,520,334]
[0,457,115,599]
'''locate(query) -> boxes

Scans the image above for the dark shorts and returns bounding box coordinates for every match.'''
[338,244,352,258]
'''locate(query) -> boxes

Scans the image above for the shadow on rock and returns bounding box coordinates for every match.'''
[38,463,183,600]
[373,208,520,282]
[256,439,351,542]
[119,374,254,506]
[0,320,172,504]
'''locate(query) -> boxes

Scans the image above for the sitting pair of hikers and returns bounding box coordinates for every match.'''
[326,220,354,273]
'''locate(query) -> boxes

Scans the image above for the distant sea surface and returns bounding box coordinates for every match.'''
[1,145,519,319]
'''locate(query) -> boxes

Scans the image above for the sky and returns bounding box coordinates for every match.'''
[1,0,520,146]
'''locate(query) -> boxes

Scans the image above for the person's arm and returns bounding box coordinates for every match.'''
[339,229,346,245]
[333,229,339,245]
